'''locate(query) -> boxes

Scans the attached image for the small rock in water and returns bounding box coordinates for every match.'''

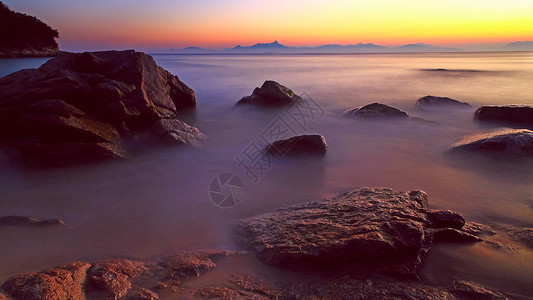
[236,80,303,107]
[0,215,65,227]
[263,134,328,157]
[446,128,533,158]
[475,105,533,126]
[343,103,409,119]
[415,95,471,110]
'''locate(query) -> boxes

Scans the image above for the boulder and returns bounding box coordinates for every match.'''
[158,250,234,282]
[0,50,204,166]
[343,103,409,119]
[234,187,481,276]
[2,261,90,300]
[415,95,471,110]
[263,134,327,157]
[446,128,533,157]
[236,80,303,107]
[0,215,65,227]
[475,105,533,126]
[85,258,149,300]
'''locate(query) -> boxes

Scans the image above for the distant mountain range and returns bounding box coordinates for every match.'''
[160,41,533,54]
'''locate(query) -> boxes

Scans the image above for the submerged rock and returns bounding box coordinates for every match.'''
[415,95,471,110]
[446,128,533,157]
[236,80,303,107]
[475,105,533,126]
[263,134,328,157]
[343,103,409,119]
[0,215,65,227]
[0,50,204,166]
[234,187,481,276]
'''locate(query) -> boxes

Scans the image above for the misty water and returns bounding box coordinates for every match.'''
[1,52,533,295]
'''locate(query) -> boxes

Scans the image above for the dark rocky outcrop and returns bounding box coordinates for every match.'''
[236,80,303,107]
[234,187,483,277]
[263,134,327,157]
[475,105,533,126]
[0,215,65,227]
[446,128,533,157]
[0,2,60,58]
[415,95,471,110]
[0,50,206,166]
[343,103,409,119]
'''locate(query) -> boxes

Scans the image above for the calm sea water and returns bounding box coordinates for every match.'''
[1,52,533,294]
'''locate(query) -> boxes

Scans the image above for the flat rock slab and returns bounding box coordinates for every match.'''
[0,215,65,227]
[234,187,481,276]
[264,134,328,157]
[415,95,471,110]
[475,105,533,126]
[446,128,533,158]
[343,103,409,119]
[236,80,303,107]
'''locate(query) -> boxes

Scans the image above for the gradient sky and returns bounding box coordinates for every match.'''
[4,0,533,51]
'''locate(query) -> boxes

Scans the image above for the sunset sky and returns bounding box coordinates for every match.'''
[4,0,533,51]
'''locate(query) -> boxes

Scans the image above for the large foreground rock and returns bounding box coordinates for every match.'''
[343,103,409,119]
[0,50,206,166]
[234,187,482,276]
[264,134,327,157]
[236,80,303,107]
[475,105,533,126]
[415,95,471,110]
[446,128,533,157]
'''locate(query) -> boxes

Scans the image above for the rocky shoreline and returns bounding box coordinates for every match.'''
[1,188,529,299]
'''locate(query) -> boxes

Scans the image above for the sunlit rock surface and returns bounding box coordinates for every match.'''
[235,187,482,276]
[446,128,533,157]
[343,103,409,119]
[236,80,303,107]
[0,50,205,166]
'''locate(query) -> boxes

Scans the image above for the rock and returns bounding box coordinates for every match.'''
[236,80,303,107]
[448,279,506,299]
[127,288,159,300]
[415,95,471,110]
[0,215,65,227]
[263,134,327,157]
[475,105,533,126]
[343,103,409,119]
[0,50,204,166]
[2,261,90,300]
[150,119,206,147]
[159,250,232,282]
[427,210,465,229]
[0,3,60,58]
[429,228,483,243]
[234,187,480,276]
[85,258,148,300]
[446,128,533,157]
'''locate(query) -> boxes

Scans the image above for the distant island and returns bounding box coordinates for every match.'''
[159,40,533,54]
[0,1,60,58]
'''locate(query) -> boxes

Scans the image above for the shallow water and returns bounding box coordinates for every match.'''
[1,52,533,295]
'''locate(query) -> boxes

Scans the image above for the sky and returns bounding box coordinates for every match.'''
[4,0,533,52]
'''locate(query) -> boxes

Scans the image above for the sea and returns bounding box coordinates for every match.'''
[1,51,532,295]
